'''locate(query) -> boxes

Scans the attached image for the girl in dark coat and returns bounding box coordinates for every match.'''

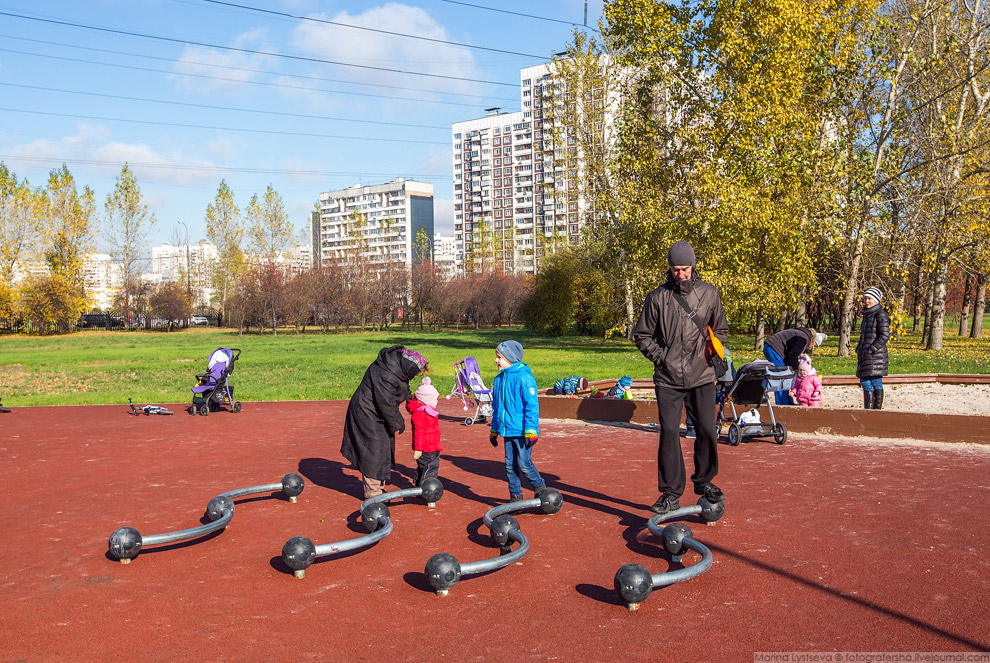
[340,345,428,498]
[855,286,890,410]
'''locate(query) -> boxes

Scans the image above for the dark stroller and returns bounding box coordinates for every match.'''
[715,360,794,445]
[445,356,493,426]
[191,347,241,416]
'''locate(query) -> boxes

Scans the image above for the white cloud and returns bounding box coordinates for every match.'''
[0,125,218,186]
[433,196,453,234]
[170,29,280,95]
[291,4,484,97]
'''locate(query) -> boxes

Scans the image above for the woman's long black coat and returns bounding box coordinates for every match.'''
[340,346,418,481]
[855,304,890,379]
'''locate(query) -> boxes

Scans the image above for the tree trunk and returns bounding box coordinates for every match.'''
[624,277,636,340]
[971,273,986,339]
[911,261,921,332]
[926,257,948,350]
[272,309,278,337]
[921,271,936,347]
[837,226,866,357]
[775,309,787,333]
[959,273,973,336]
[753,308,765,351]
[795,288,807,327]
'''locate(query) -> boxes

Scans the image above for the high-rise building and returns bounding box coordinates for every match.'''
[433,233,457,278]
[312,178,434,271]
[453,62,587,276]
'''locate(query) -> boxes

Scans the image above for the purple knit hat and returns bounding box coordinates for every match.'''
[401,348,427,372]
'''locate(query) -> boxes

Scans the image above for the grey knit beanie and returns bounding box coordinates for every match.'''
[668,240,696,267]
[496,340,524,364]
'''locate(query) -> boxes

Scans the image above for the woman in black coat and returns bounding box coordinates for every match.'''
[340,345,427,498]
[855,286,890,410]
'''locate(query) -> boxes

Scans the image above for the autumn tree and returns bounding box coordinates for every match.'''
[0,163,37,284]
[246,184,294,264]
[103,164,156,325]
[38,164,95,284]
[205,180,244,326]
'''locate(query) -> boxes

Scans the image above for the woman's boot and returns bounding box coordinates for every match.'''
[873,390,884,410]
[863,390,874,409]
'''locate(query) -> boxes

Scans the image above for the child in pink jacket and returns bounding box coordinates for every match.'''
[789,354,823,407]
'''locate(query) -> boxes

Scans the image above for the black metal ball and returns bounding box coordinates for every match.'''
[537,487,564,514]
[698,497,725,523]
[661,522,693,556]
[281,536,316,571]
[489,514,521,547]
[206,495,235,522]
[614,563,653,605]
[108,526,143,560]
[420,477,444,504]
[281,473,305,498]
[361,502,390,533]
[425,552,461,591]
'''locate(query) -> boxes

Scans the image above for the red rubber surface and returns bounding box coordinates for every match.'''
[0,401,987,661]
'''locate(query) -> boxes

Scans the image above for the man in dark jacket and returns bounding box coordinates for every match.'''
[340,345,426,498]
[763,327,826,404]
[633,240,729,515]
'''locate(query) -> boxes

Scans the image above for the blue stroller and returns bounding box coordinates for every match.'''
[445,356,493,426]
[191,347,241,416]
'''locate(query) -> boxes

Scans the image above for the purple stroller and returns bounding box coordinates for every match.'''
[445,356,493,426]
[191,347,241,416]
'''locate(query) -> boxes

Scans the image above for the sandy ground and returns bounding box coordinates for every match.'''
[815,383,990,415]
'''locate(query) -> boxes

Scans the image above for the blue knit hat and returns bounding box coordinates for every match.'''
[495,340,524,364]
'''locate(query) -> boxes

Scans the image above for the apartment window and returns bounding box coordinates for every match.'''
[494,138,501,146]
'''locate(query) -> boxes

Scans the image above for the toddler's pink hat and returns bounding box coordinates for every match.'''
[414,376,439,408]
[798,354,812,372]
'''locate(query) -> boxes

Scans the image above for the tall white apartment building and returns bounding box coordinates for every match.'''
[313,178,434,271]
[81,253,123,309]
[152,243,219,282]
[433,233,457,278]
[152,243,219,307]
[453,62,586,276]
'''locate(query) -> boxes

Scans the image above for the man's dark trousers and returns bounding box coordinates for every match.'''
[654,382,718,497]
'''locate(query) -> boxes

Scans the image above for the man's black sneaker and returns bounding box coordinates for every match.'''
[684,427,697,438]
[649,493,680,515]
[694,481,726,502]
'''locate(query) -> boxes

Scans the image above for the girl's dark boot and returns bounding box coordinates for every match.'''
[863,390,874,409]
[873,390,884,410]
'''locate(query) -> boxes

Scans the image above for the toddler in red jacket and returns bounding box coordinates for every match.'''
[407,376,442,486]
[789,354,823,407]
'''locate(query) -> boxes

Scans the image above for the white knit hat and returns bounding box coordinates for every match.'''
[864,286,883,303]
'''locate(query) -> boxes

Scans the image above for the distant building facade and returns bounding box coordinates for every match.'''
[433,233,457,277]
[452,62,594,276]
[312,178,434,271]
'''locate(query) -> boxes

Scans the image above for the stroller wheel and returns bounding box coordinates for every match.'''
[465,417,474,426]
[727,423,740,446]
[773,423,787,445]
[199,404,210,416]
[232,401,242,414]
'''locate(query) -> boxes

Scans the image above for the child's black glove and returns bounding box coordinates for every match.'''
[489,431,498,447]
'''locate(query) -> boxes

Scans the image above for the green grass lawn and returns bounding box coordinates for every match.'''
[0,324,987,406]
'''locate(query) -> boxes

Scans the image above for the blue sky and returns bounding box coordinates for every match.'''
[0,0,604,253]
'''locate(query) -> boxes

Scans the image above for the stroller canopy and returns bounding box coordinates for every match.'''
[462,357,492,395]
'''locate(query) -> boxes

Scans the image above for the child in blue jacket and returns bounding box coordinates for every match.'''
[489,340,546,502]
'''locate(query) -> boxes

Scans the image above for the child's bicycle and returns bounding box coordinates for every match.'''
[128,398,173,416]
